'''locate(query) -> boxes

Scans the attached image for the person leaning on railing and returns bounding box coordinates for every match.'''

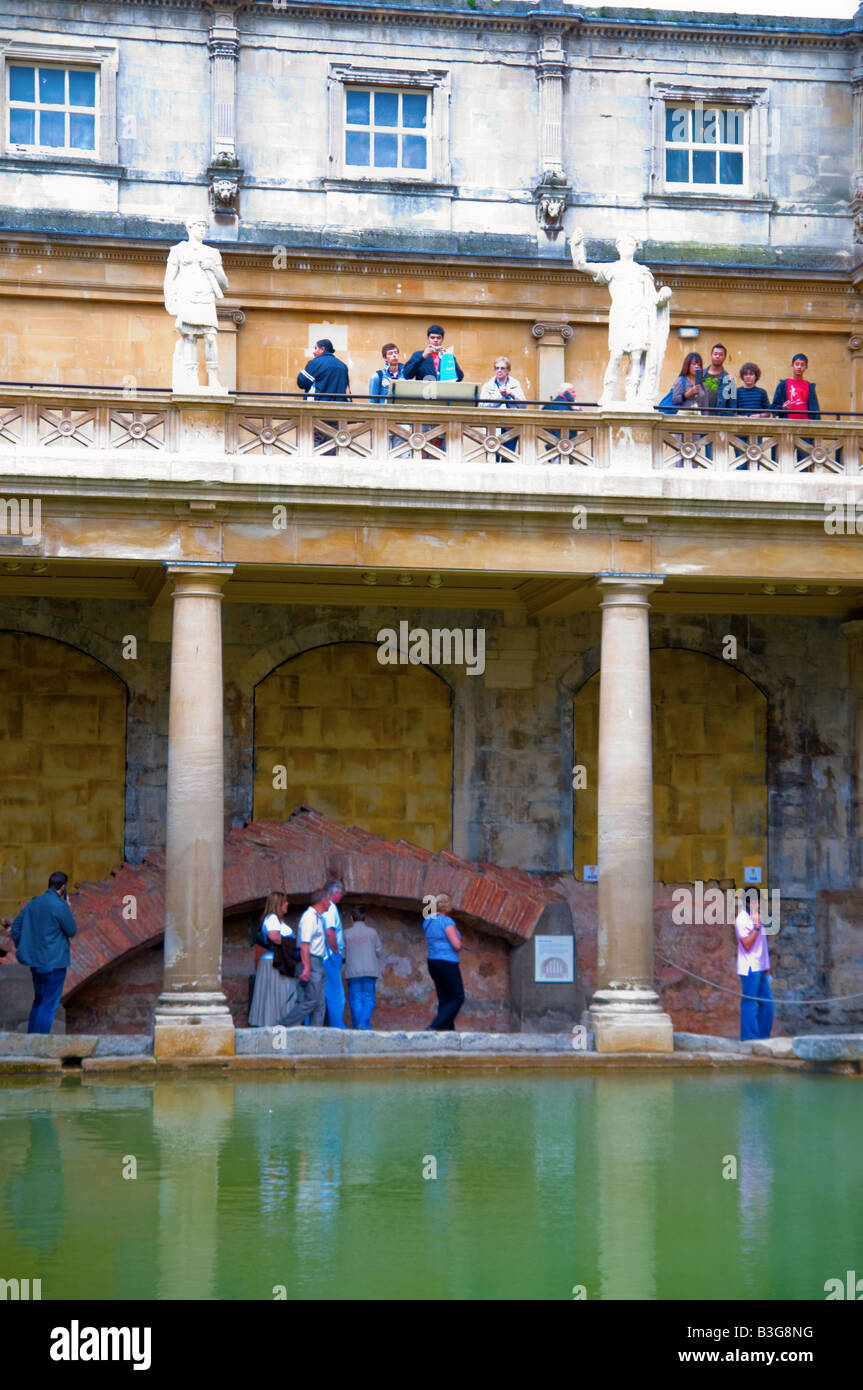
[479,358,527,407]
[671,352,708,412]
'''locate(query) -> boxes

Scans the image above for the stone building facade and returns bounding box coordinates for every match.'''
[0,0,861,1046]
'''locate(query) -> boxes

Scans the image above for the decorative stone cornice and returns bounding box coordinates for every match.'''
[0,237,853,297]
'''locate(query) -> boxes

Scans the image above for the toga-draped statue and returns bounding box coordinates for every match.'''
[570,228,671,409]
[164,217,229,394]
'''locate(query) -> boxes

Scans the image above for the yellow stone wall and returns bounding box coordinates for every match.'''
[253,642,453,850]
[573,650,767,884]
[0,245,854,411]
[0,633,126,920]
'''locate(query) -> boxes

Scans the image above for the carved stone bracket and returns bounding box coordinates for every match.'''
[534,179,569,237]
[208,10,241,216]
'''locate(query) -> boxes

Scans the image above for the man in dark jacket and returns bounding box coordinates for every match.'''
[5,871,77,1033]
[403,324,464,382]
[296,339,351,401]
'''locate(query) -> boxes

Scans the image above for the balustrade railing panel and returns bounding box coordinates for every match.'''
[0,389,860,481]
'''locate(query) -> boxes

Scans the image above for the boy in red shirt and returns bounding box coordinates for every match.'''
[771,353,820,420]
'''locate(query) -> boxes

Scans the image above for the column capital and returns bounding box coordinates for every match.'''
[164,562,235,597]
[842,618,863,645]
[594,572,665,606]
[532,320,573,341]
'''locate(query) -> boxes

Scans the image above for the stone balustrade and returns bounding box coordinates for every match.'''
[0,386,859,476]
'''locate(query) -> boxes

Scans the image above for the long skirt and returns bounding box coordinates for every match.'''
[249,959,301,1027]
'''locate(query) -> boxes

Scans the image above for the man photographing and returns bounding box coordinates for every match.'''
[2,871,78,1034]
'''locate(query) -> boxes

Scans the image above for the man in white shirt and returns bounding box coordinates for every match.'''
[735,892,774,1042]
[297,887,331,1027]
[321,877,347,1029]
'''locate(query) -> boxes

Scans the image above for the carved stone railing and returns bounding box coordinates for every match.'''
[0,387,860,475]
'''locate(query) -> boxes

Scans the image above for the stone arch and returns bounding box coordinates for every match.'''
[0,630,127,919]
[573,647,768,884]
[252,640,454,851]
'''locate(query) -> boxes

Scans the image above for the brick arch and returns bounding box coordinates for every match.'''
[252,640,454,851]
[61,807,562,1001]
[573,648,768,885]
[0,630,128,920]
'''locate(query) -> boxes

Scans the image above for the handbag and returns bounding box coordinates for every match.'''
[657,387,678,415]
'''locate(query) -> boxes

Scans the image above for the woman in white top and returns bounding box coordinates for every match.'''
[479,357,527,407]
[249,891,302,1027]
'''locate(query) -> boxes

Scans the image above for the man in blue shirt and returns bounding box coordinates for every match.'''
[296,339,351,401]
[5,871,77,1033]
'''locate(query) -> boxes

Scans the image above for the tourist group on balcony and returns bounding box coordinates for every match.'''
[665,345,819,419]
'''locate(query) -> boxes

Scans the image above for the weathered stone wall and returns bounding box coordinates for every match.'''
[253,641,453,850]
[65,905,512,1034]
[0,631,127,921]
[0,597,857,1031]
[573,649,769,885]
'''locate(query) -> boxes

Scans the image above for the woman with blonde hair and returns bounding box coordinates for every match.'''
[249,890,310,1027]
[422,891,466,1031]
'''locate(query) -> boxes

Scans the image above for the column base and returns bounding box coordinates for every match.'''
[589,988,674,1054]
[153,993,235,1058]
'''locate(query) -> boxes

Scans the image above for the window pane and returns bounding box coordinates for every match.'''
[70,112,95,149]
[719,150,743,185]
[9,107,35,144]
[695,108,723,145]
[39,109,65,147]
[402,92,427,129]
[665,106,688,142]
[373,130,398,167]
[68,70,95,108]
[722,109,745,146]
[39,68,65,105]
[692,149,716,183]
[374,91,398,127]
[345,128,370,165]
[402,134,427,169]
[665,147,689,182]
[9,66,34,102]
[345,89,369,126]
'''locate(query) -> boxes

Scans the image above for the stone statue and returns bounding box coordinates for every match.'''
[163,217,229,394]
[570,228,672,408]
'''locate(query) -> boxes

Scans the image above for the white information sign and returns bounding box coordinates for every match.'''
[534,935,574,984]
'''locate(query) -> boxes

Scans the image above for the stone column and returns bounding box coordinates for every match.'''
[536,33,567,179]
[842,619,863,887]
[153,562,235,1057]
[207,8,242,215]
[531,321,573,403]
[215,307,245,392]
[589,573,673,1052]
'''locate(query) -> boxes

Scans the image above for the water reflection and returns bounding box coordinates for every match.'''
[595,1075,673,1300]
[153,1082,233,1300]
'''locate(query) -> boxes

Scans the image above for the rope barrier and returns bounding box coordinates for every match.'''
[654,952,863,1006]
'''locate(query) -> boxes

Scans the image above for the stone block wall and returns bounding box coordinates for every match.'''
[573,649,769,886]
[0,631,127,921]
[253,641,453,850]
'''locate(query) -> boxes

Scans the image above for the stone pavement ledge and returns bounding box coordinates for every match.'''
[792,1034,863,1074]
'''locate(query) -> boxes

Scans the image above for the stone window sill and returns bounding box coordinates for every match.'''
[0,154,124,179]
[323,176,455,198]
[645,192,775,213]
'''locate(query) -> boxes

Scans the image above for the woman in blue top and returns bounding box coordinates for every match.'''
[422,891,465,1031]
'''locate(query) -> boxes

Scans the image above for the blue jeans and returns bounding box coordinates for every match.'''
[28,967,66,1034]
[740,970,774,1041]
[348,976,377,1030]
[324,953,347,1028]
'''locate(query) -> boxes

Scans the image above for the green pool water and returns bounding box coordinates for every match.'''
[0,1071,858,1301]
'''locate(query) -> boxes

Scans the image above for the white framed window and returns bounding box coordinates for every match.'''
[0,37,118,165]
[8,64,98,154]
[664,104,746,191]
[345,88,430,174]
[328,64,450,185]
[649,82,770,205]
